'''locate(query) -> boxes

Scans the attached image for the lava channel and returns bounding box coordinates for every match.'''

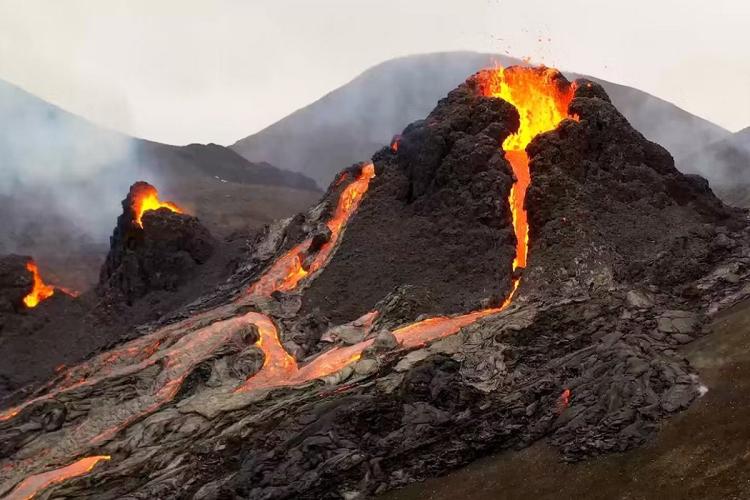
[2,455,110,500]
[247,162,376,296]
[0,166,378,497]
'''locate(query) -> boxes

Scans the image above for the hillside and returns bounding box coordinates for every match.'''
[679,128,750,207]
[0,79,319,289]
[231,52,730,187]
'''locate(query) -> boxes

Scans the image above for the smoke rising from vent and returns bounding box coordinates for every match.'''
[0,80,166,287]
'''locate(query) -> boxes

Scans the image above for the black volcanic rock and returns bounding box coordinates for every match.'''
[0,254,32,313]
[98,182,215,302]
[300,83,520,324]
[524,79,741,298]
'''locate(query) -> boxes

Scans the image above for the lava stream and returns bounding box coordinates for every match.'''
[2,455,109,500]
[248,163,376,296]
[477,66,575,273]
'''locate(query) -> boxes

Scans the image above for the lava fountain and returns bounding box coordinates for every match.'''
[129,183,183,227]
[476,66,576,276]
[22,261,56,308]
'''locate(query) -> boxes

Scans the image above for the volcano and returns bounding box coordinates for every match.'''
[1,66,748,499]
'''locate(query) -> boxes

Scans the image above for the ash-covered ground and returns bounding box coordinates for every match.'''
[1,69,749,500]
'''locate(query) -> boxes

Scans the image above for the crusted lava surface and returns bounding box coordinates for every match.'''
[2,69,750,500]
[301,85,519,324]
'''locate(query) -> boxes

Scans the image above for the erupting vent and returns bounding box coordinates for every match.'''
[22,261,55,308]
[130,183,183,227]
[477,66,576,279]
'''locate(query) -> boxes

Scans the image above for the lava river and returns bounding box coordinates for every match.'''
[0,67,577,498]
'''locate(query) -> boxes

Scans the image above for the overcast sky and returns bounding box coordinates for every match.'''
[1,0,748,145]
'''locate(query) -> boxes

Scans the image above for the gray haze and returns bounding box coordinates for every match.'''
[232,52,730,187]
[0,79,154,247]
[0,0,748,145]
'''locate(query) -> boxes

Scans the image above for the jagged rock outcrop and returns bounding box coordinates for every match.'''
[524,80,740,300]
[98,182,215,302]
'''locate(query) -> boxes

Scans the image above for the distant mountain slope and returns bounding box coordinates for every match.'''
[231,52,730,187]
[0,79,319,289]
[679,128,750,207]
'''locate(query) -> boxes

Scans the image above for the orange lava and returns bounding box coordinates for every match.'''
[3,455,110,500]
[131,184,182,227]
[477,66,576,272]
[22,262,55,308]
[248,163,376,296]
[233,68,577,396]
[236,311,379,393]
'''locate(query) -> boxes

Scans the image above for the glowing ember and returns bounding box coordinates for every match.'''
[3,455,110,500]
[22,262,55,308]
[390,135,401,152]
[248,163,376,296]
[131,184,182,227]
[230,68,577,396]
[557,388,572,413]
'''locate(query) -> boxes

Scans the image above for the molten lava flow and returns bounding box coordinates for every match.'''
[3,455,110,500]
[248,163,376,296]
[477,66,576,273]
[22,262,55,308]
[131,184,182,227]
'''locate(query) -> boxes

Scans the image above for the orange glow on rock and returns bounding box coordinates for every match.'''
[3,455,110,500]
[131,184,182,227]
[22,261,55,308]
[248,163,376,296]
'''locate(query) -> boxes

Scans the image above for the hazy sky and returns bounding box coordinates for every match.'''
[1,0,748,145]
